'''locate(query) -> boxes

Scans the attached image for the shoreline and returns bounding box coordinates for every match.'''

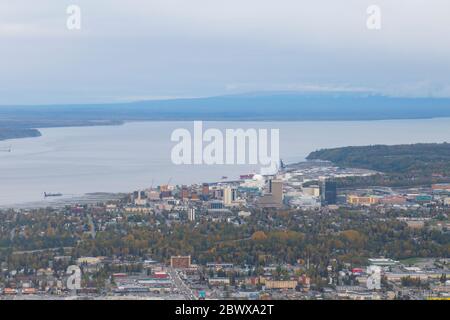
[0,192,127,210]
[2,116,450,143]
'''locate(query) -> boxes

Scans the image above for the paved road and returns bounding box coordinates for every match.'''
[167,267,197,300]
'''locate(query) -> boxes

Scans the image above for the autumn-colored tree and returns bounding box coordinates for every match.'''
[251,231,268,241]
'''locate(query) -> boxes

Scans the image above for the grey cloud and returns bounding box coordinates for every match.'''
[0,0,449,104]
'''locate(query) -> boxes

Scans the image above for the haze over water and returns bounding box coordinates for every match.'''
[1,119,450,207]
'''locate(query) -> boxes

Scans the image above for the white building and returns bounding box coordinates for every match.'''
[238,211,251,218]
[444,197,450,206]
[303,186,321,197]
[223,187,236,206]
[240,174,265,189]
[188,208,196,221]
[289,195,320,209]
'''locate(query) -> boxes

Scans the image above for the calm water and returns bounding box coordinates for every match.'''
[1,119,450,207]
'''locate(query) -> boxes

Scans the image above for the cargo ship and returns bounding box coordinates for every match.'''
[44,192,63,197]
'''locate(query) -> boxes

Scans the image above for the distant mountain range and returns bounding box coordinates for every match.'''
[1,91,450,140]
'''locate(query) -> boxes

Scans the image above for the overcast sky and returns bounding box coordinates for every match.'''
[0,0,449,104]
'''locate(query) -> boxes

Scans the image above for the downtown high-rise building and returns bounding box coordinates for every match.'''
[223,187,236,206]
[269,179,283,205]
[258,179,283,208]
[321,180,337,205]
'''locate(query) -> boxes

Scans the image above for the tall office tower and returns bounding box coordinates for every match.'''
[223,187,233,206]
[258,179,283,208]
[231,188,237,202]
[321,180,337,205]
[201,183,210,200]
[181,185,189,200]
[202,183,210,196]
[188,208,196,221]
[269,179,283,204]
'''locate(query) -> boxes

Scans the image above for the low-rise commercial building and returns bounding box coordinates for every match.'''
[264,280,297,290]
[347,195,379,206]
[170,255,191,269]
[208,277,230,286]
